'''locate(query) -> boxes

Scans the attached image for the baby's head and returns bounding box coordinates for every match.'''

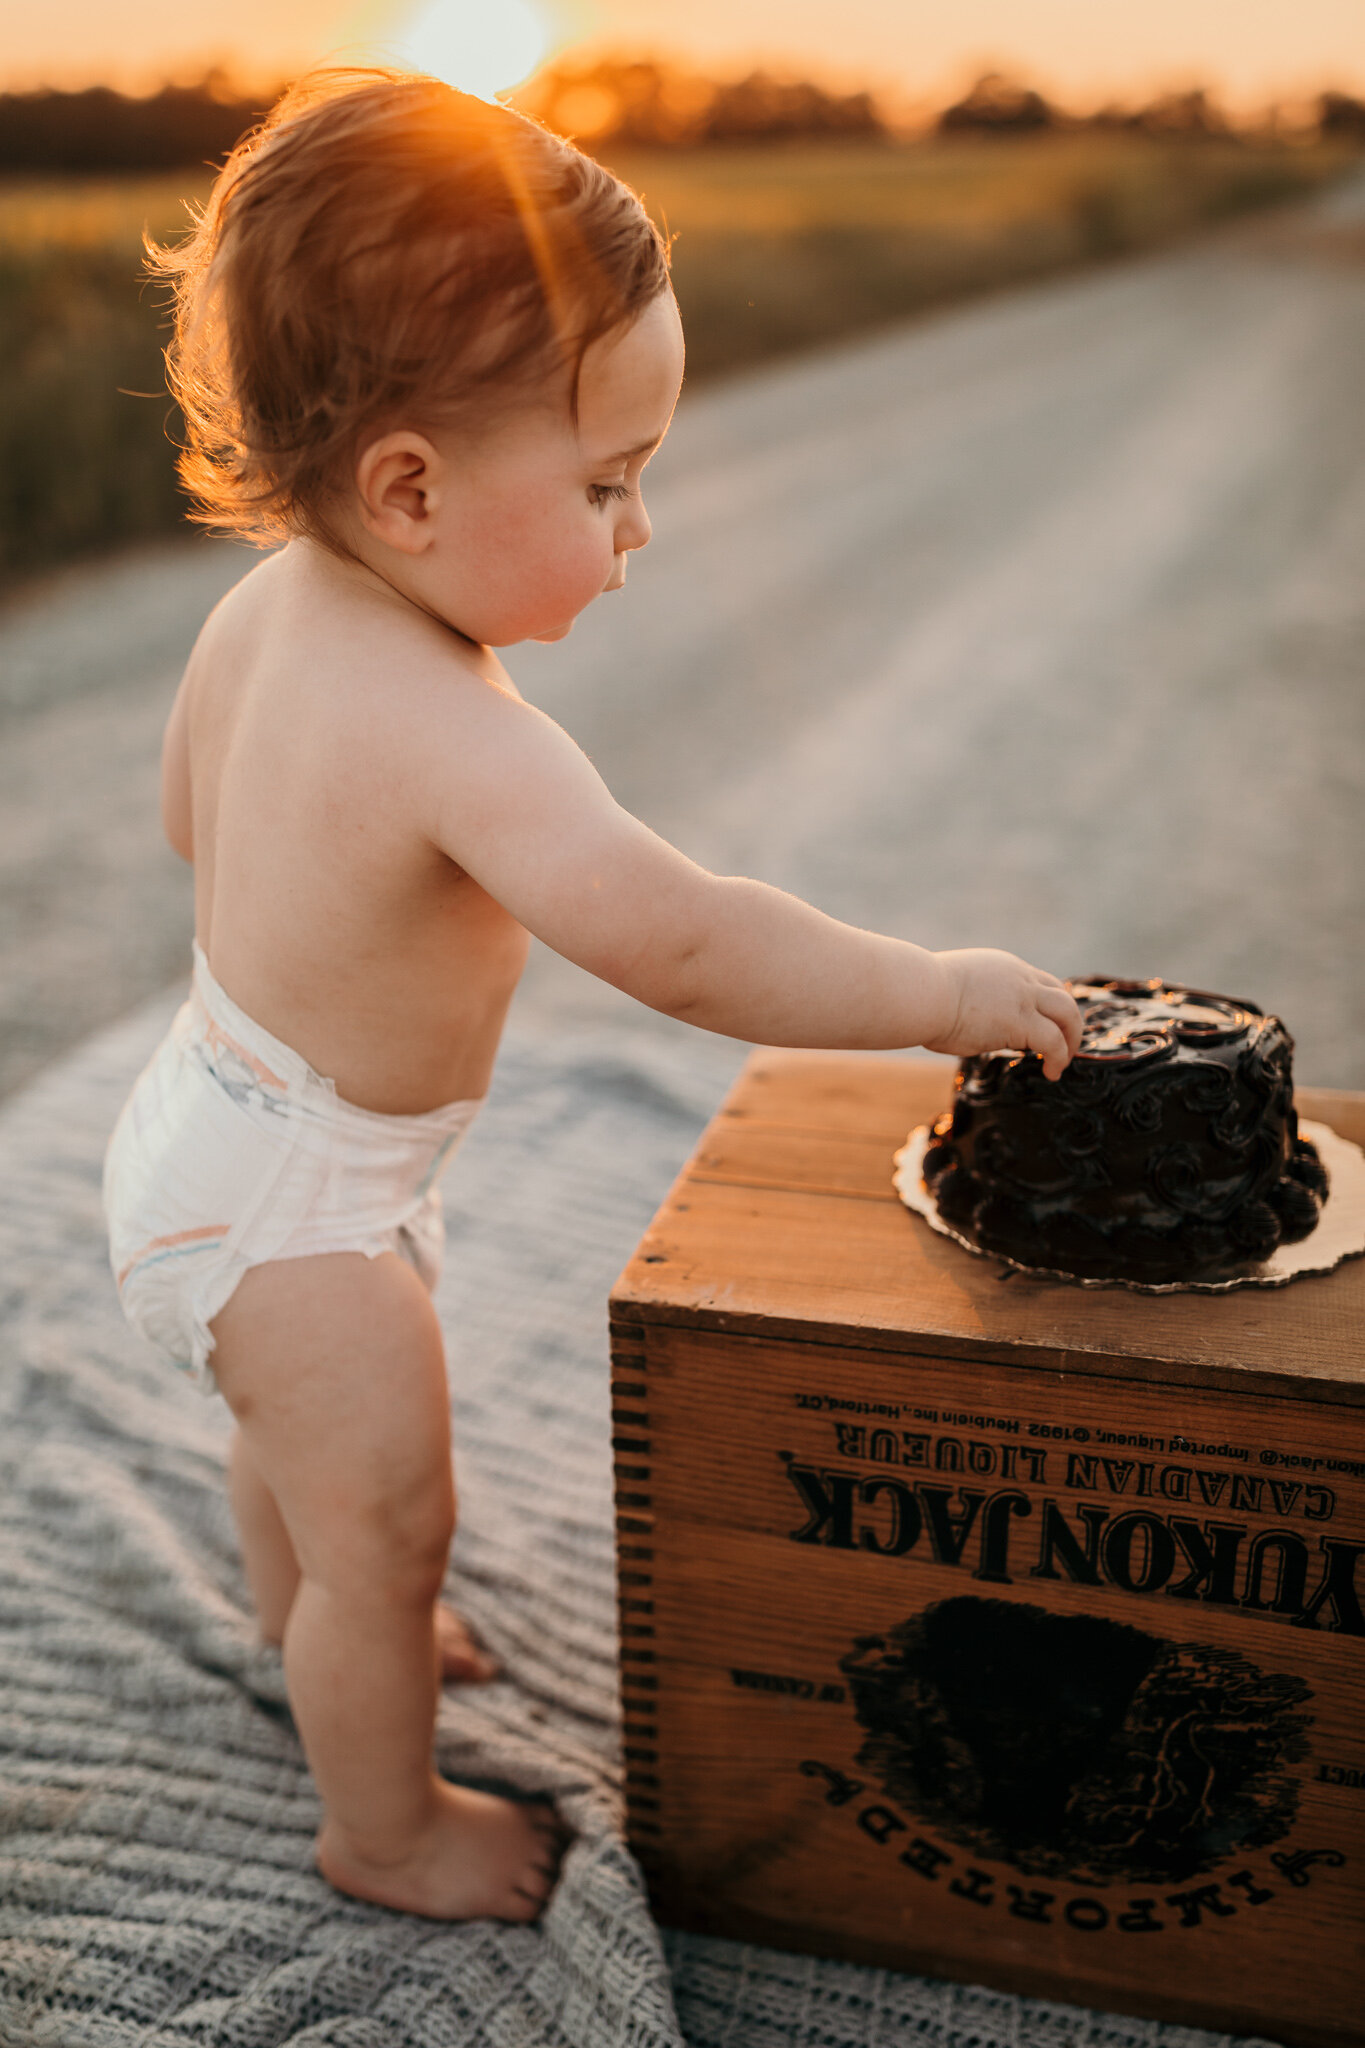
[156,70,683,643]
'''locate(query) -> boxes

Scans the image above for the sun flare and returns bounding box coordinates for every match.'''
[382,0,554,100]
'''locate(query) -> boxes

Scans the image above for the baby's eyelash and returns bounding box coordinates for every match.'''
[590,483,632,507]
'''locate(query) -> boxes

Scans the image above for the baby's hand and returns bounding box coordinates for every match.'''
[926,950,1082,1081]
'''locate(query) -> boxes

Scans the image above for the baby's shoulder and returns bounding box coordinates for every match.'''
[192,545,523,734]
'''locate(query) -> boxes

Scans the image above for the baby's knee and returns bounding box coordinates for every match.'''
[311,1476,456,1606]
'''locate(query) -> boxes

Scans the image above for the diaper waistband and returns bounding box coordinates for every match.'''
[186,941,481,1139]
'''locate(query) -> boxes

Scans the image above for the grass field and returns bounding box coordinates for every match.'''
[612,133,1359,374]
[1,134,1357,581]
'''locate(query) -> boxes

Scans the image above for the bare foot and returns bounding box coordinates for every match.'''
[317,1782,564,1920]
[435,1604,500,1684]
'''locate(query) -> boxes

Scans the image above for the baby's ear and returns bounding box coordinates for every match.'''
[354,432,443,552]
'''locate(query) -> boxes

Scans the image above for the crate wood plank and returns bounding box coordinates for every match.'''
[688,1121,906,1201]
[714,1049,956,1138]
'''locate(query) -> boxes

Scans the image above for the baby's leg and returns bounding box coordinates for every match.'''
[228,1428,498,1681]
[228,1429,300,1639]
[210,1251,561,1920]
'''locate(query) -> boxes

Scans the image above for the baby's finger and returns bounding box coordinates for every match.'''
[1038,983,1084,1056]
[1031,1015,1071,1081]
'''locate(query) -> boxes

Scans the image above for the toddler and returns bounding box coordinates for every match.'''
[103,71,1081,1925]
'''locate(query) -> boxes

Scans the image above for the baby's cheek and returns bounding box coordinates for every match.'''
[476,505,614,638]
[540,527,613,604]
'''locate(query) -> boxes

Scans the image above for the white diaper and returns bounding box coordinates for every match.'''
[103,944,480,1393]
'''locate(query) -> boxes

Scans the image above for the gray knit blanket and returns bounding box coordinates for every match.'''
[0,995,1281,2048]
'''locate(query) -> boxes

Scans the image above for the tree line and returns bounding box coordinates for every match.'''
[3,64,1363,173]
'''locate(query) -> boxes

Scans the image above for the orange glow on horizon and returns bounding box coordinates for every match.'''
[2,0,1363,111]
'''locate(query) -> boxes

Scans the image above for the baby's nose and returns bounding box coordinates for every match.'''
[619,497,651,551]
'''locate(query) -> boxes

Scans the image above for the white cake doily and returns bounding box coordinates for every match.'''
[892,1118,1365,1294]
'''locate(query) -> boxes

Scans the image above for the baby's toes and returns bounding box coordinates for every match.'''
[504,1885,549,1922]
[435,1604,500,1683]
[515,1865,555,1907]
[529,1808,566,1869]
[506,1843,562,1918]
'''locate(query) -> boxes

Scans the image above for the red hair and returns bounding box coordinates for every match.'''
[149,69,671,546]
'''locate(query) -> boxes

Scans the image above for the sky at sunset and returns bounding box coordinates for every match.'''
[4,0,1363,110]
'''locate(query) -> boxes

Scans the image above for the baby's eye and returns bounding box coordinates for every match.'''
[589,482,632,507]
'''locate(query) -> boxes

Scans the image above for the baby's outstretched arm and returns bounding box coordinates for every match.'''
[421,679,1081,1077]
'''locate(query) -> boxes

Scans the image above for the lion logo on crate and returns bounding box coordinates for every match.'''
[839,1595,1312,1885]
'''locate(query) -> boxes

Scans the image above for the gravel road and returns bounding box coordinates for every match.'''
[2,182,1362,1101]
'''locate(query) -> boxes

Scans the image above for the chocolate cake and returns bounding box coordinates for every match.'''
[919,978,1329,1283]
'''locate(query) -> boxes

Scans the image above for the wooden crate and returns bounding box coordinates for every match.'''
[610,1051,1365,2048]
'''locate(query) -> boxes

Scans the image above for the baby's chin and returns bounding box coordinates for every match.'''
[523,575,623,643]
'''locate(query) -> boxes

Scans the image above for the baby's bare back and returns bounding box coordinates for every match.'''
[174,546,529,1113]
